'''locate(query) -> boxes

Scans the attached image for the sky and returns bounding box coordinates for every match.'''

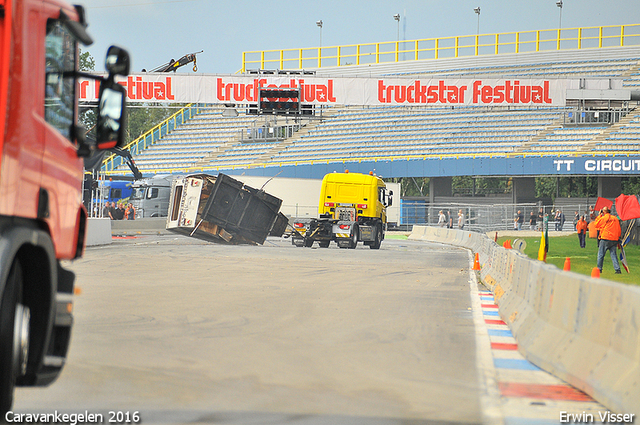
[79,0,640,75]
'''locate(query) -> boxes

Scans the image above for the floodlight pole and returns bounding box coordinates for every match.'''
[393,13,400,42]
[393,14,400,62]
[316,20,323,48]
[556,0,563,30]
[474,7,480,35]
[556,0,563,49]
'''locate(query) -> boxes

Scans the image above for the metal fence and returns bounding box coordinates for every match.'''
[239,123,303,142]
[400,201,595,233]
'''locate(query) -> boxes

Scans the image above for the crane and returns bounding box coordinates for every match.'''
[142,50,203,73]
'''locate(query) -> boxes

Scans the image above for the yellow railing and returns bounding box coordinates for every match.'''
[241,23,640,72]
[102,103,197,173]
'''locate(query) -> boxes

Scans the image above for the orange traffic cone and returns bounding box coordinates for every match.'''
[563,257,571,271]
[503,239,512,249]
[473,253,481,271]
[591,267,601,278]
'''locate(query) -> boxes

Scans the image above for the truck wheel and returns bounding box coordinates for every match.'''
[348,225,359,249]
[369,224,382,250]
[1,259,29,416]
[319,241,330,248]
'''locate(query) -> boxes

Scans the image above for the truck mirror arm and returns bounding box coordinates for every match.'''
[59,8,93,46]
[72,124,91,158]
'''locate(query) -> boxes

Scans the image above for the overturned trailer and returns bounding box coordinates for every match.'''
[166,174,288,244]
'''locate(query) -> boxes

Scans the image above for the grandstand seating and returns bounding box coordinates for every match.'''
[123,108,259,171]
[593,113,640,152]
[259,108,560,165]
[112,45,640,174]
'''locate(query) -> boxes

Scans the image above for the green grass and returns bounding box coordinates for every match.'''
[386,234,409,240]
[496,235,640,286]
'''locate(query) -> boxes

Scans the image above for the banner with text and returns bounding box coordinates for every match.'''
[79,74,614,107]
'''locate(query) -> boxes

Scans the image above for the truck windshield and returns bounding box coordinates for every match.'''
[45,21,77,140]
[131,187,146,200]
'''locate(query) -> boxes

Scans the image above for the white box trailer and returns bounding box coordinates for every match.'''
[166,174,287,245]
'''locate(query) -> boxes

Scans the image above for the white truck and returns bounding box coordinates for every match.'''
[130,175,173,218]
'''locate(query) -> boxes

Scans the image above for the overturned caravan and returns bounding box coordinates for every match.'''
[166,174,288,245]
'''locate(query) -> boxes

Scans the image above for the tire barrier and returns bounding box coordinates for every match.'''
[409,225,640,416]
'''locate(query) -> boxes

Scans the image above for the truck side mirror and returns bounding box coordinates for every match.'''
[96,81,126,149]
[387,190,393,207]
[105,45,130,77]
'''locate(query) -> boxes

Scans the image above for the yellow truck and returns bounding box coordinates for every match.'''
[291,171,393,249]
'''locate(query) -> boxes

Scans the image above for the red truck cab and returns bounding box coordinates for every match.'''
[0,0,129,413]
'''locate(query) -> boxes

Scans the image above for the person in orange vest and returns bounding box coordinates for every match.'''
[125,203,136,220]
[593,206,622,274]
[576,215,588,248]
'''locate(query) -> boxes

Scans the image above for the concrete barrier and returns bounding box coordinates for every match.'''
[110,217,169,235]
[409,225,640,415]
[86,218,111,246]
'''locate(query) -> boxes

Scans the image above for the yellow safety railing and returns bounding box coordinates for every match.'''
[241,23,640,72]
[102,103,197,173]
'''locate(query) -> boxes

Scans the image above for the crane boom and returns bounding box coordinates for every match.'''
[143,50,203,73]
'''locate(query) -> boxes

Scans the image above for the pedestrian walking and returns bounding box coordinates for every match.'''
[457,210,464,230]
[576,215,587,248]
[438,210,446,227]
[516,210,524,231]
[593,206,622,274]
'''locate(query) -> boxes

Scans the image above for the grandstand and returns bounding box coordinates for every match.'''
[103,23,640,208]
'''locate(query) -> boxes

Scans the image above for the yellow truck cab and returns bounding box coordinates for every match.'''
[292,171,393,249]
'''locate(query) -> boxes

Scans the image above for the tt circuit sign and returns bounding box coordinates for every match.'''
[77,74,611,107]
[554,158,640,174]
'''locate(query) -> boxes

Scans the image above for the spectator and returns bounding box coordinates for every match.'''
[516,210,524,231]
[102,202,112,219]
[589,206,596,223]
[108,202,117,220]
[125,203,136,220]
[114,203,125,220]
[537,208,544,231]
[438,210,446,227]
[594,206,622,274]
[573,211,579,231]
[555,209,565,231]
[457,210,464,230]
[447,210,453,229]
[529,211,537,230]
[576,215,587,248]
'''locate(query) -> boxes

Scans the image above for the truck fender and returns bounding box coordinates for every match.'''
[74,205,88,259]
[332,221,355,239]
